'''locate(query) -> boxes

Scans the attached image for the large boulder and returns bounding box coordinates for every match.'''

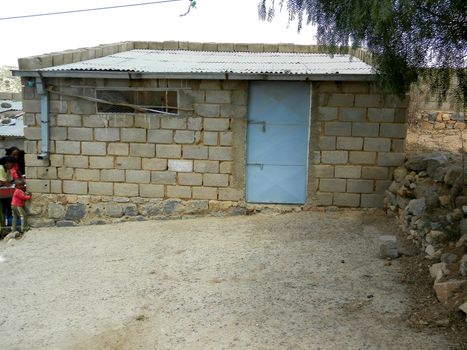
[407,198,426,216]
[405,153,448,172]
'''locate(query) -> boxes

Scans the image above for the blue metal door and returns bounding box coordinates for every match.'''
[246,81,310,204]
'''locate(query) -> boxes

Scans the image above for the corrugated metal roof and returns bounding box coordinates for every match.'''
[0,100,22,113]
[0,115,24,137]
[41,50,374,75]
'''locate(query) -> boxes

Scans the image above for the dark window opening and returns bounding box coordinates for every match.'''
[96,90,178,114]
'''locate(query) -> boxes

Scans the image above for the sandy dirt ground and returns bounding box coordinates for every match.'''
[0,210,453,350]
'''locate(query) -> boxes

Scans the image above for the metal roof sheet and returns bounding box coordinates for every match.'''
[41,50,374,76]
[0,115,24,137]
[0,100,23,113]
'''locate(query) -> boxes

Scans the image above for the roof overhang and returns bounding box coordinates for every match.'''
[12,69,375,81]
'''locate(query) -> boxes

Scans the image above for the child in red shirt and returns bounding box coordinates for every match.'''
[11,178,31,234]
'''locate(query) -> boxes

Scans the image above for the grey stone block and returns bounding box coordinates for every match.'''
[361,166,389,180]
[324,122,351,136]
[340,107,366,121]
[129,143,156,157]
[336,137,363,150]
[352,123,379,137]
[320,178,346,192]
[335,166,361,179]
[349,151,377,165]
[333,193,360,207]
[148,130,173,144]
[368,108,395,122]
[321,151,348,164]
[361,194,384,208]
[377,152,405,166]
[319,136,336,151]
[364,137,391,152]
[95,128,120,141]
[379,123,407,138]
[347,179,374,193]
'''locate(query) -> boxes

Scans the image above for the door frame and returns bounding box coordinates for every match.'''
[244,81,313,204]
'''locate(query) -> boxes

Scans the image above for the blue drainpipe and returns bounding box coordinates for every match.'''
[35,76,49,160]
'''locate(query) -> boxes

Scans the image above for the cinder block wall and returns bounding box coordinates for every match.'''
[308,81,408,208]
[23,78,247,206]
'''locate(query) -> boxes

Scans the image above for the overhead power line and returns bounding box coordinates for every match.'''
[0,0,184,21]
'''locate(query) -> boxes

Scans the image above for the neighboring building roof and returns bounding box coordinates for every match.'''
[40,50,374,78]
[0,100,22,113]
[0,115,24,137]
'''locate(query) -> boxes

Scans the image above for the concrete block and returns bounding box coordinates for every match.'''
[156,145,181,158]
[115,157,141,170]
[57,114,82,127]
[361,194,384,208]
[335,166,362,179]
[68,127,93,141]
[204,132,218,145]
[341,82,369,94]
[134,114,160,129]
[63,181,88,195]
[108,143,129,156]
[82,142,106,156]
[183,146,209,159]
[321,151,348,164]
[108,115,134,127]
[168,160,193,172]
[194,160,219,173]
[89,156,114,169]
[50,180,62,194]
[178,173,203,186]
[27,179,50,193]
[49,127,67,141]
[383,95,408,108]
[328,94,354,107]
[167,185,192,199]
[340,108,366,121]
[219,162,233,174]
[391,139,406,152]
[75,169,100,181]
[231,89,248,106]
[320,178,346,192]
[71,100,95,115]
[161,116,187,129]
[50,154,64,167]
[140,184,164,198]
[220,105,247,119]
[336,137,363,150]
[377,152,405,166]
[324,122,351,136]
[174,130,195,144]
[129,143,155,157]
[58,167,73,180]
[83,115,108,128]
[364,138,391,152]
[379,123,407,138]
[311,165,334,178]
[218,188,243,201]
[23,114,37,127]
[349,151,377,165]
[347,179,374,193]
[89,182,113,196]
[121,128,146,142]
[24,127,42,140]
[319,136,336,150]
[354,94,382,107]
[148,130,173,144]
[219,131,233,146]
[352,123,379,137]
[206,91,231,104]
[193,187,218,200]
[334,193,360,207]
[361,166,389,180]
[203,174,229,187]
[56,141,81,154]
[37,167,57,180]
[209,147,232,161]
[95,128,120,141]
[22,100,41,113]
[368,108,395,122]
[114,183,139,197]
[187,117,203,131]
[151,171,176,185]
[142,158,167,171]
[126,170,151,183]
[318,107,338,121]
[316,192,333,206]
[101,169,125,182]
[204,118,230,131]
[64,155,89,168]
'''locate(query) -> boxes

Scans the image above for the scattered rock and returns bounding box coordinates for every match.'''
[459,301,467,318]
[425,245,436,256]
[105,203,124,218]
[459,219,467,235]
[426,230,448,244]
[460,255,467,276]
[56,220,76,227]
[456,235,467,248]
[393,167,408,182]
[444,166,463,185]
[48,203,65,220]
[440,253,458,264]
[407,198,426,216]
[379,235,399,259]
[435,319,450,327]
[433,280,467,303]
[429,262,448,282]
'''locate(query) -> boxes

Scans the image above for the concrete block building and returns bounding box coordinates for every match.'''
[13,41,408,225]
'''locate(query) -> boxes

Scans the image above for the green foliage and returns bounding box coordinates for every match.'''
[258,0,466,106]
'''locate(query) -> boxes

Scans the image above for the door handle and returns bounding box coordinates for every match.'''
[248,120,266,132]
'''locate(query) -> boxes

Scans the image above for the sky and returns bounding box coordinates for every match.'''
[0,0,317,66]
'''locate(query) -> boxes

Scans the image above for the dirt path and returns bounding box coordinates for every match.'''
[0,211,452,349]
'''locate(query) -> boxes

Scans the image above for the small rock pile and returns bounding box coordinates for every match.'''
[384,153,467,317]
[414,110,466,130]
